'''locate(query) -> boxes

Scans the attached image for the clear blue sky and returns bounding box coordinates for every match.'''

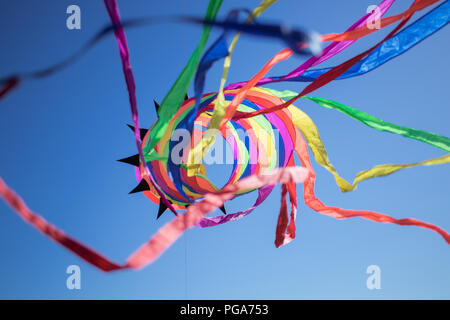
[0,0,449,299]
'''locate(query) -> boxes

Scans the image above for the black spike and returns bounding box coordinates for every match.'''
[129,179,150,194]
[157,199,173,219]
[117,154,140,166]
[127,124,148,140]
[185,93,189,100]
[153,99,160,113]
[157,202,167,219]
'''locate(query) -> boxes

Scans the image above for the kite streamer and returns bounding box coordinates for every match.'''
[227,0,450,87]
[267,88,450,152]
[0,0,449,272]
[0,167,309,271]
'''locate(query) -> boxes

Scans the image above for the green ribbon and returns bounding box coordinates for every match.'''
[264,88,450,153]
[144,0,223,161]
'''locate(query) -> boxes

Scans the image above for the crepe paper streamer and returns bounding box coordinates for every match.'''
[264,88,450,153]
[234,0,449,85]
[144,0,223,161]
[0,167,308,271]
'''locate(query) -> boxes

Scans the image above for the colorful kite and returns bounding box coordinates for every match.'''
[0,0,449,272]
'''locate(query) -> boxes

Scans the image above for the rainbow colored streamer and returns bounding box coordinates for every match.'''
[0,0,449,272]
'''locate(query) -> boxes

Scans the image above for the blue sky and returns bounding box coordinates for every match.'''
[0,0,449,299]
